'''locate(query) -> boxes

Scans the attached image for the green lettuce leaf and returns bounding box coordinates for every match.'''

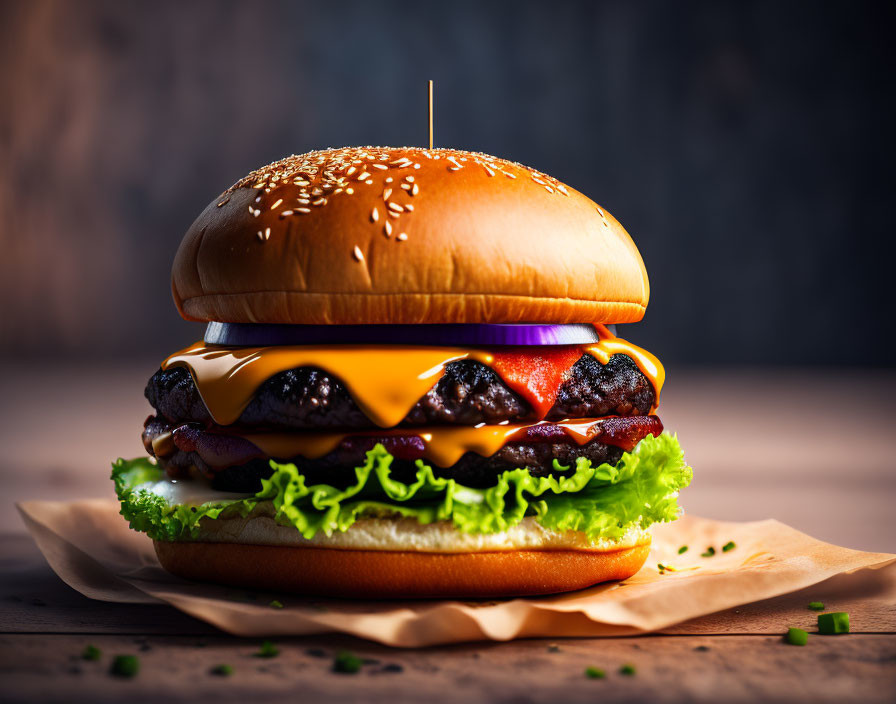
[112,432,690,543]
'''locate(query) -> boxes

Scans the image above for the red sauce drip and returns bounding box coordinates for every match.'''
[488,346,586,419]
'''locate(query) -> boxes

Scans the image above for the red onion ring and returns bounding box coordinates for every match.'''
[203,323,613,347]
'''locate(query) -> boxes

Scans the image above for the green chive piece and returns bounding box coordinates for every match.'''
[584,666,605,679]
[110,655,139,678]
[657,563,666,572]
[210,664,233,676]
[81,644,102,661]
[807,601,825,611]
[678,545,688,554]
[619,664,636,676]
[722,541,736,552]
[700,546,716,557]
[818,612,850,634]
[785,628,808,646]
[333,650,363,674]
[269,600,284,609]
[254,640,279,658]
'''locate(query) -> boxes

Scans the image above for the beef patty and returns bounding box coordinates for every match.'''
[143,415,663,491]
[146,353,656,430]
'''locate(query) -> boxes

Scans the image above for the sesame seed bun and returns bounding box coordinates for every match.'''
[172,147,649,326]
[153,519,651,598]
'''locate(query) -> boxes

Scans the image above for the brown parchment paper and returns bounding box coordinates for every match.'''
[17,499,895,647]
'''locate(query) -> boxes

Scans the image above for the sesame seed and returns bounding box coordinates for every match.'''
[365,179,373,185]
[255,195,263,203]
[279,210,294,217]
[371,208,379,223]
[413,163,421,169]
[401,183,411,190]
[397,232,408,241]
[372,164,388,170]
[448,166,462,172]
[270,198,283,210]
[216,198,229,207]
[383,188,393,200]
[264,227,271,240]
[346,166,357,176]
[543,185,554,194]
[357,172,370,181]
[384,221,393,236]
[597,206,604,217]
[484,166,495,177]
[352,246,364,262]
[405,176,415,182]
[411,183,419,196]
[532,176,546,185]
[388,202,404,213]
[256,231,264,241]
[404,203,414,211]
[504,172,516,179]
[297,198,310,205]
[385,177,393,183]
[312,197,327,206]
[346,187,354,195]
[296,207,311,213]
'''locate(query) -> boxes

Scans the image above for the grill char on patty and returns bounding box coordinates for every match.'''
[143,414,663,492]
[145,353,656,430]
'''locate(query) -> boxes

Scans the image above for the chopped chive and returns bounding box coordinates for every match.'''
[818,612,850,634]
[269,600,284,609]
[785,628,808,646]
[722,541,736,552]
[619,664,636,676]
[584,666,605,679]
[657,563,666,573]
[254,640,279,658]
[210,664,233,676]
[333,650,363,674]
[807,601,825,611]
[678,545,688,554]
[81,644,102,661]
[700,547,716,557]
[110,655,139,678]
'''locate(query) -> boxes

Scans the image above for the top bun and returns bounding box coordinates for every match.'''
[172,147,649,325]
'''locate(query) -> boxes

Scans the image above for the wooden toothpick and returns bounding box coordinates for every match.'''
[428,80,434,149]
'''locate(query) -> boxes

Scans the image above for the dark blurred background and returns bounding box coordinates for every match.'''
[1,0,894,365]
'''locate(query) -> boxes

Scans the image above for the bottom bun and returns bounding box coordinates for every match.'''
[154,540,651,598]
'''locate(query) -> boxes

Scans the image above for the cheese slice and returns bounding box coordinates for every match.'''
[163,324,663,428]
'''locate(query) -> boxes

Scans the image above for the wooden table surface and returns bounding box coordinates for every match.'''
[1,362,894,702]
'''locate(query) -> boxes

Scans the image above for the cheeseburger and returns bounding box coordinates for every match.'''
[113,146,691,598]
